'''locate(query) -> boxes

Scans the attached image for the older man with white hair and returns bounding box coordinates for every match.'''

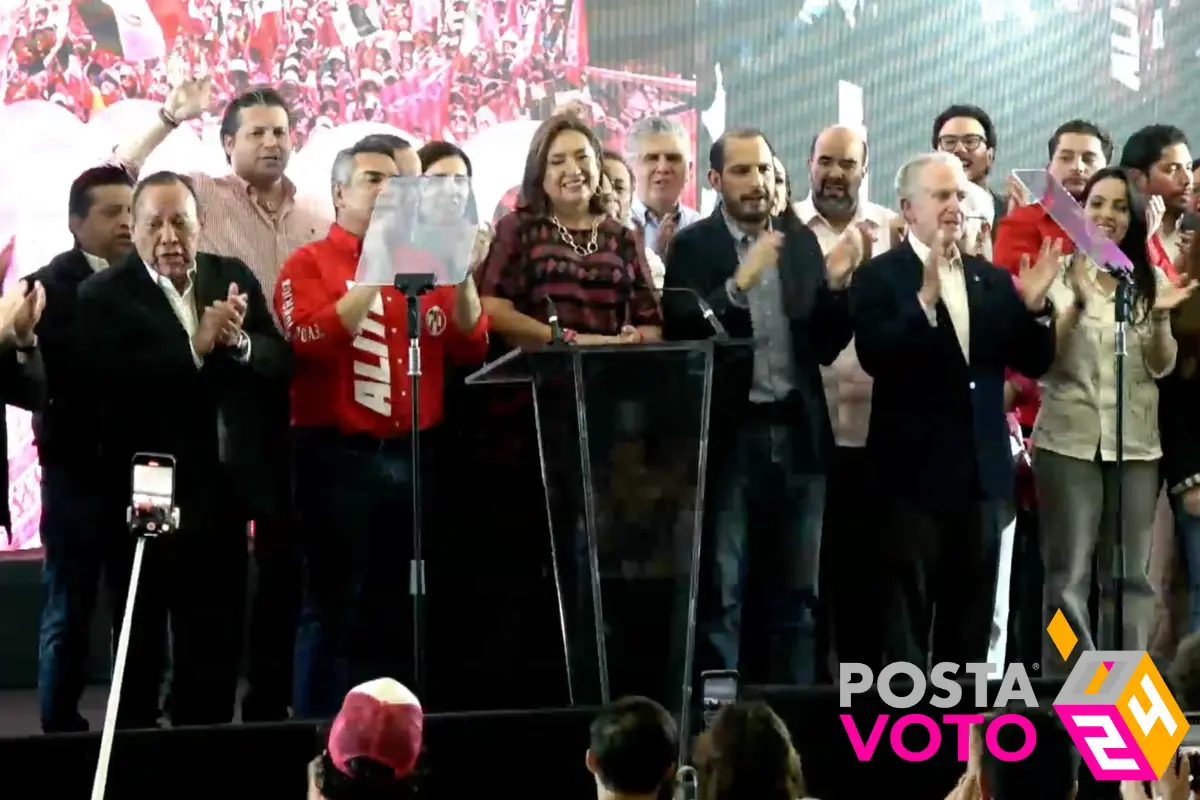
[850,151,1060,668]
[625,116,702,256]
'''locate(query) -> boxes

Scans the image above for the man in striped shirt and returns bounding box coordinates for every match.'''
[114,80,330,722]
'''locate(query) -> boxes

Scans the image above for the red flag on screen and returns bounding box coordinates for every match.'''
[564,0,588,84]
[73,0,167,61]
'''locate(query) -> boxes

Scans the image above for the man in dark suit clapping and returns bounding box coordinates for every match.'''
[663,127,868,685]
[26,164,135,733]
[75,171,290,727]
[851,152,1059,668]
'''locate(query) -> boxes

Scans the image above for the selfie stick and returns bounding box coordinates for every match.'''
[394,271,435,698]
[90,503,179,800]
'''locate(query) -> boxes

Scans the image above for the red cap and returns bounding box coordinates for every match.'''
[327,679,424,781]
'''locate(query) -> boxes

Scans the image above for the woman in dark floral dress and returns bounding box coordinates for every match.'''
[477,113,662,344]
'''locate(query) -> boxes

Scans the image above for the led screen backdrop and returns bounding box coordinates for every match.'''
[1,0,1198,549]
[0,0,699,549]
[699,0,1200,204]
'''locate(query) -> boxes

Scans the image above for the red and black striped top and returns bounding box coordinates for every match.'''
[476,210,662,336]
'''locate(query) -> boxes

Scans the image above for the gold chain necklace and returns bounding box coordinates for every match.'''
[551,215,599,256]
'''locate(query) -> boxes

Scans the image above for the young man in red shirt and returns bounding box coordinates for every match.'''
[274,138,488,717]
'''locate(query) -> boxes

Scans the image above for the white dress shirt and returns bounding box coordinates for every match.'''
[908,234,971,364]
[146,262,203,368]
[796,195,898,447]
[83,251,109,272]
[144,262,252,368]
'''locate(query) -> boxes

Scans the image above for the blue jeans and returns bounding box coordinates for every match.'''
[704,422,825,685]
[36,465,122,733]
[1176,498,1200,634]
[292,435,422,718]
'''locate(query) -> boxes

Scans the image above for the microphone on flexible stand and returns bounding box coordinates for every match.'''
[660,285,730,341]
[546,296,564,344]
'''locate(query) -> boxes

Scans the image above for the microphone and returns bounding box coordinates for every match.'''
[660,286,730,341]
[546,296,564,344]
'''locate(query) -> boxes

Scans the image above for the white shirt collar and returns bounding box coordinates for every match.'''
[145,261,197,291]
[794,193,883,228]
[907,233,963,270]
[82,251,109,272]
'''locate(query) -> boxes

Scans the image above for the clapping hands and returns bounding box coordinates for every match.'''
[1018,237,1065,313]
[194,283,248,355]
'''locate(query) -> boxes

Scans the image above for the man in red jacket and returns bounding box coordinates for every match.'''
[274,137,489,717]
[992,119,1111,664]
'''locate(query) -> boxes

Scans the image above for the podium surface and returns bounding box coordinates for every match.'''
[466,340,747,726]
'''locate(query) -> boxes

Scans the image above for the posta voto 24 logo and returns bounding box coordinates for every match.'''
[1048,610,1189,780]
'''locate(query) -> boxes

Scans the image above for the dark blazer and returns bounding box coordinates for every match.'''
[0,341,45,533]
[661,210,853,470]
[75,251,291,519]
[1160,333,1200,496]
[851,241,1055,504]
[25,249,103,470]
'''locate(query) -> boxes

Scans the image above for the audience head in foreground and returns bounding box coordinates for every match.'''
[587,696,678,800]
[697,701,804,800]
[309,678,424,800]
[978,707,1077,800]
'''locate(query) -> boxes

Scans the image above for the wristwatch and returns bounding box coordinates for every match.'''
[235,330,251,360]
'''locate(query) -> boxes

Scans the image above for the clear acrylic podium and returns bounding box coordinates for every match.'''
[465,339,750,729]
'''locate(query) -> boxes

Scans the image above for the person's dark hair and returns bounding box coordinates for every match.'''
[698,701,804,800]
[518,113,607,216]
[931,104,996,150]
[357,134,412,153]
[218,87,292,164]
[1048,119,1113,163]
[772,155,803,232]
[1080,166,1157,320]
[131,171,199,216]
[1119,124,1189,173]
[979,707,1077,800]
[417,141,473,176]
[68,165,134,219]
[589,696,677,795]
[709,126,772,174]
[313,752,413,800]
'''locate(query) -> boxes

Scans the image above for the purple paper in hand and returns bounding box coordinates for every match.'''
[1011,169,1133,279]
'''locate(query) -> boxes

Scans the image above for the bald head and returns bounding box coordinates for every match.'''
[808,126,867,221]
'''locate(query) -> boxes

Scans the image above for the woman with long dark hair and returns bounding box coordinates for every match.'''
[476,113,661,345]
[1036,166,1194,670]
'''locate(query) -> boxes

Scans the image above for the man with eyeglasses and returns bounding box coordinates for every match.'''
[932,104,1003,224]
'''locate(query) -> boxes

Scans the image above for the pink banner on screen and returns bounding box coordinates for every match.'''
[0,0,699,550]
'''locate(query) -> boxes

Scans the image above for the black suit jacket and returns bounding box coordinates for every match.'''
[76,252,291,519]
[662,210,853,470]
[851,241,1055,504]
[26,249,103,470]
[1160,346,1200,496]
[1,341,45,533]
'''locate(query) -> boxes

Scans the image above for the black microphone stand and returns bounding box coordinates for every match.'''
[394,271,435,697]
[1111,272,1132,650]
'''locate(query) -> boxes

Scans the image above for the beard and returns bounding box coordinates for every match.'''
[723,193,770,224]
[813,180,857,218]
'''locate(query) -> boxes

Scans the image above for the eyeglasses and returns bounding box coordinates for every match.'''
[938,135,986,152]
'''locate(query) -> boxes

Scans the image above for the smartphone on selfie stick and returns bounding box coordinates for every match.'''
[90,454,181,800]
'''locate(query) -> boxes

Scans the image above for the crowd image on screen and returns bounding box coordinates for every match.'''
[2,0,696,157]
[10,2,1200,798]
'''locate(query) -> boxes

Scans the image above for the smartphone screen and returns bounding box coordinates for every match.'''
[701,670,738,730]
[132,461,174,510]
